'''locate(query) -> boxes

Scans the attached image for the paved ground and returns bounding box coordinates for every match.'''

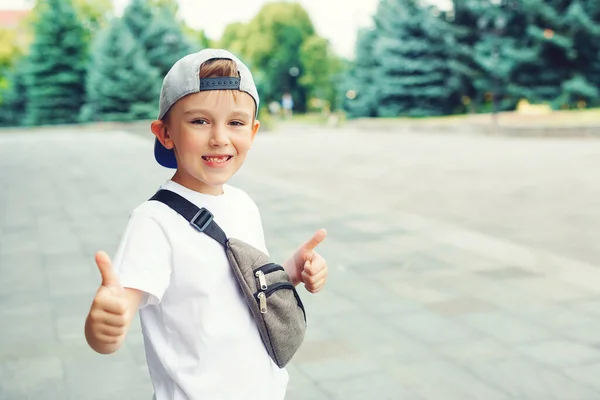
[2,125,600,399]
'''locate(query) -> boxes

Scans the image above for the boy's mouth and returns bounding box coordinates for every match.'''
[202,155,233,163]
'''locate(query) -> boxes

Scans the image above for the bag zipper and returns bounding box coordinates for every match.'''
[254,264,285,290]
[254,282,306,320]
[253,263,284,275]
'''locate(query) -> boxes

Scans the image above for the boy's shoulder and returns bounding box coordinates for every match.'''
[225,184,262,213]
[224,183,255,201]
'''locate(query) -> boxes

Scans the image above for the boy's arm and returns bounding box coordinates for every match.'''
[84,251,144,355]
[282,229,328,293]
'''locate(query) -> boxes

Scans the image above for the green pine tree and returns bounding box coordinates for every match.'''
[0,60,28,127]
[344,28,379,118]
[140,5,197,78]
[122,0,194,78]
[80,18,160,122]
[121,0,154,40]
[444,0,481,112]
[373,0,466,117]
[24,0,88,125]
[557,0,600,107]
[513,0,575,107]
[467,0,534,112]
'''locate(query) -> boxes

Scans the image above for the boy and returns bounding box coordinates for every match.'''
[84,49,329,400]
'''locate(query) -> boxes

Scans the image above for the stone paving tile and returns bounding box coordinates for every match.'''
[316,372,423,400]
[285,389,332,400]
[424,244,510,272]
[475,266,541,279]
[434,337,517,362]
[0,356,65,399]
[390,359,512,400]
[563,362,600,391]
[409,386,478,400]
[295,356,384,382]
[561,299,600,318]
[424,296,497,316]
[461,357,600,400]
[62,345,152,400]
[515,340,600,368]
[504,276,598,303]
[284,364,333,400]
[457,312,554,344]
[0,260,46,296]
[510,305,600,345]
[384,278,457,303]
[0,310,56,347]
[390,310,481,345]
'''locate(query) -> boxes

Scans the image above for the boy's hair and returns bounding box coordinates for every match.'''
[200,58,238,79]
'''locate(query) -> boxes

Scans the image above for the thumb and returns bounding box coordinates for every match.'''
[301,228,327,253]
[95,251,121,290]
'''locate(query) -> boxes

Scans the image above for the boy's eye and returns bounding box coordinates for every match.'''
[191,119,208,125]
[229,121,244,126]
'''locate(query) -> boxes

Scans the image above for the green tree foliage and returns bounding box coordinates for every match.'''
[183,27,213,50]
[218,22,248,57]
[73,0,113,36]
[0,60,27,126]
[25,0,113,50]
[344,28,379,118]
[80,18,160,122]
[557,0,600,107]
[0,28,23,94]
[512,0,575,107]
[342,0,600,117]
[122,0,195,78]
[299,35,343,111]
[121,0,154,40]
[458,0,534,111]
[229,2,317,111]
[372,0,466,117]
[24,0,88,125]
[490,0,600,109]
[140,5,197,78]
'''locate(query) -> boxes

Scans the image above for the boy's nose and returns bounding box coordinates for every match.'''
[209,125,230,147]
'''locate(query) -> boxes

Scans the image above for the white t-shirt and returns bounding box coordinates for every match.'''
[112,180,289,400]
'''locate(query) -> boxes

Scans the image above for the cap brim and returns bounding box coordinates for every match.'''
[154,138,177,169]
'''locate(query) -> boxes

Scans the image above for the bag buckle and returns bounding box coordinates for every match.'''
[190,208,213,232]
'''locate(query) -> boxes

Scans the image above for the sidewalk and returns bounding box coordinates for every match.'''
[1,129,600,399]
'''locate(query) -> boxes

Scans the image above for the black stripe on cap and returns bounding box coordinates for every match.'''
[199,77,240,91]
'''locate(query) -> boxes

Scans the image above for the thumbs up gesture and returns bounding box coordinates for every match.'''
[287,229,328,293]
[85,251,130,352]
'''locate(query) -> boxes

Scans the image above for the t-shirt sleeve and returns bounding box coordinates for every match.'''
[112,209,172,308]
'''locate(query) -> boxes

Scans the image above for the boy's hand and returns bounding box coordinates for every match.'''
[86,251,129,349]
[285,229,328,293]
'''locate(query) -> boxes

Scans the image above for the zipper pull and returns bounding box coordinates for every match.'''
[255,270,268,290]
[257,292,267,313]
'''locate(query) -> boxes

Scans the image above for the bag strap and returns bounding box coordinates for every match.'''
[149,189,228,248]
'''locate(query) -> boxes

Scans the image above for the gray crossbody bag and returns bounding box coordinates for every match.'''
[149,189,306,368]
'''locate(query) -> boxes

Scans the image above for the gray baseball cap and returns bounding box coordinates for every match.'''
[154,48,260,169]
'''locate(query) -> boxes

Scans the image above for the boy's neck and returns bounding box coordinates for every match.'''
[171,171,225,196]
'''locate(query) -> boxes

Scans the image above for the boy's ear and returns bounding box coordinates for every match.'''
[251,119,260,141]
[151,120,174,149]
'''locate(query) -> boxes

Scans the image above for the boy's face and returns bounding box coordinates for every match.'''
[151,90,259,195]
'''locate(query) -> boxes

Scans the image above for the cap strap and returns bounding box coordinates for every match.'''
[199,77,241,91]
